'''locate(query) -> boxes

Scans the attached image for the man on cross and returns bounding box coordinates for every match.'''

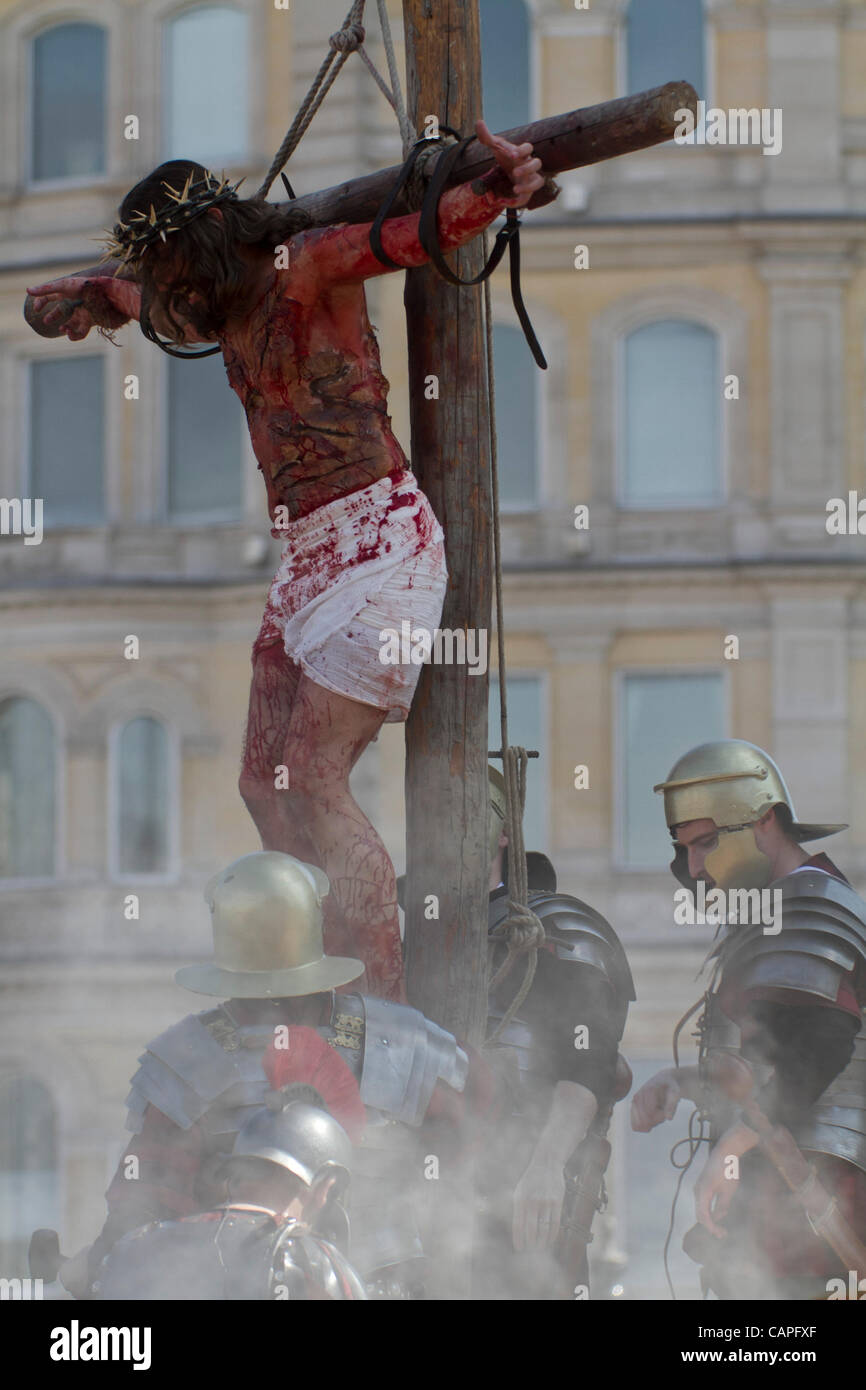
[25,122,546,1002]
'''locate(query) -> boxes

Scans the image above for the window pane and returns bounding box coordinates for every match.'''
[489,675,547,855]
[621,672,724,867]
[480,0,530,136]
[0,698,56,879]
[29,358,104,527]
[0,1076,58,1276]
[626,0,704,99]
[493,324,538,509]
[623,320,720,507]
[32,24,106,180]
[118,719,170,875]
[167,355,243,519]
[164,7,250,164]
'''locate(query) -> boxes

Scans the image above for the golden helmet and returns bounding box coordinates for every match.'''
[176,851,364,998]
[488,764,508,863]
[654,740,846,889]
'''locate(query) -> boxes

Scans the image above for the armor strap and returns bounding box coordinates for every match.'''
[326,994,366,1078]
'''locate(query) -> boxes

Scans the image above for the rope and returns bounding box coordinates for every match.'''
[256,0,416,200]
[372,0,415,154]
[482,247,545,1047]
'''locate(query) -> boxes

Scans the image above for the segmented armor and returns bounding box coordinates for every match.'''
[92,1209,367,1301]
[487,889,635,1080]
[121,992,467,1288]
[699,868,866,1171]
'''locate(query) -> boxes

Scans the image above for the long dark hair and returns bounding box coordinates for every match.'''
[120,160,311,342]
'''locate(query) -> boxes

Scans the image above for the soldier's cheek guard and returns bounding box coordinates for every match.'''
[705,826,772,891]
[670,844,698,892]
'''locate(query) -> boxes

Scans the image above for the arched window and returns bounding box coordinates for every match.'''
[0,1074,59,1276]
[480,0,530,136]
[31,23,107,181]
[626,0,705,100]
[493,323,539,510]
[116,718,172,876]
[622,319,721,507]
[0,698,56,879]
[167,354,243,520]
[164,6,250,165]
[29,358,105,528]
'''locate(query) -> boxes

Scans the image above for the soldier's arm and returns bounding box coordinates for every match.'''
[512,1080,598,1254]
[85,1104,205,1287]
[630,1065,705,1131]
[744,1000,860,1128]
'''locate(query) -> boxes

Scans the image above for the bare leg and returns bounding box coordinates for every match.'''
[238,642,319,864]
[279,673,405,1002]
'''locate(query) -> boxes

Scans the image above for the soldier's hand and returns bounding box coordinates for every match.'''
[512,1156,565,1252]
[58,1246,94,1298]
[694,1145,737,1238]
[630,1069,682,1131]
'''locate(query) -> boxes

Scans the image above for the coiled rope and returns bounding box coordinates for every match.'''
[256,0,415,201]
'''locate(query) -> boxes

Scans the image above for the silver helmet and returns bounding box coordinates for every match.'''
[229,1099,353,1192]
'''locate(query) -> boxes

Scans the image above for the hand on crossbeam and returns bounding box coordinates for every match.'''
[475,119,545,209]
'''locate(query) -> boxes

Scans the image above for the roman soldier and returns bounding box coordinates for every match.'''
[632,739,866,1299]
[72,851,490,1300]
[476,767,635,1299]
[92,1076,367,1300]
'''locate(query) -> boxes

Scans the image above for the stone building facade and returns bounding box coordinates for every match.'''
[0,0,863,1297]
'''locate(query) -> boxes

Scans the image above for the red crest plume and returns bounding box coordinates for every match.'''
[262,1026,366,1142]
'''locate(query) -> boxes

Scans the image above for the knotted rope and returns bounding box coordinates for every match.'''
[256,0,415,200]
[482,248,546,1047]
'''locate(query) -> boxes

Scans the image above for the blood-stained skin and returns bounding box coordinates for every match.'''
[226,177,509,999]
[239,640,403,1001]
[28,174,510,1001]
[218,173,508,522]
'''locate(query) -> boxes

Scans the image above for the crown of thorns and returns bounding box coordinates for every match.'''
[100,170,244,267]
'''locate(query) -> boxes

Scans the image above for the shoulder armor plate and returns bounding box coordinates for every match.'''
[523,891,636,1003]
[124,1011,253,1133]
[791,1026,866,1175]
[360,996,468,1127]
[718,868,866,1004]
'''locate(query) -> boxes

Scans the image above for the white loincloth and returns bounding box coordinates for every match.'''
[254,469,447,721]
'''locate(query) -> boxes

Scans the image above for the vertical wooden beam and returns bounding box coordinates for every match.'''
[401,0,491,1046]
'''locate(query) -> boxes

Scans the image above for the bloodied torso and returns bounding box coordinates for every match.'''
[216,178,510,522]
[220,247,404,522]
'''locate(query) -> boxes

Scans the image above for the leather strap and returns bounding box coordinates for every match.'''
[370,132,547,370]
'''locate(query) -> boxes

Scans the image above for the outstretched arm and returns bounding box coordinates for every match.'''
[297,119,551,286]
[25,261,142,342]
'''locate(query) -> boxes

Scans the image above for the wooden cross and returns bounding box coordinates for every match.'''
[28,4,693,1044]
[274,7,694,1044]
